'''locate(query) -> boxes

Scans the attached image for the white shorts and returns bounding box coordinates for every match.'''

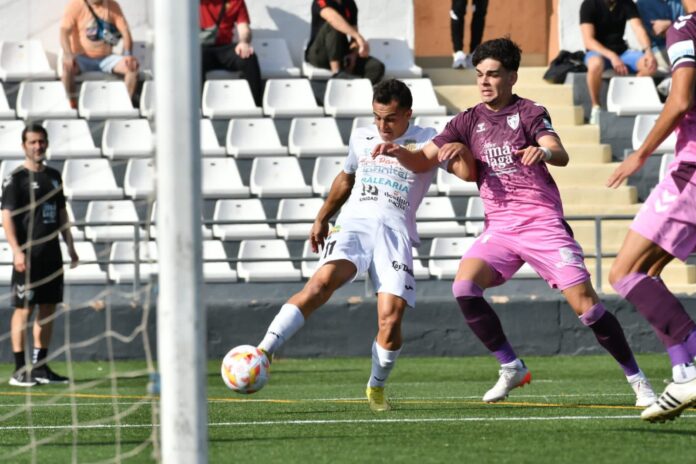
[318,218,417,307]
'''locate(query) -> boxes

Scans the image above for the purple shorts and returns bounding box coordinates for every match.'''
[463,217,590,290]
[631,161,696,261]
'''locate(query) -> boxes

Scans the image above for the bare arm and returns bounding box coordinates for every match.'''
[445,143,478,182]
[607,66,696,187]
[59,208,78,267]
[2,209,24,273]
[371,141,441,173]
[580,23,618,60]
[310,171,355,252]
[114,15,139,71]
[235,22,255,58]
[319,7,368,56]
[629,17,657,73]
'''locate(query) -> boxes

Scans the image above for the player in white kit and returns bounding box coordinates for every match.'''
[256,79,470,411]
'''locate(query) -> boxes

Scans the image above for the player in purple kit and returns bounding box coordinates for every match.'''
[373,38,657,406]
[607,2,696,422]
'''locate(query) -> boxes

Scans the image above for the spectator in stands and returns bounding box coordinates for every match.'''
[607,3,696,423]
[580,0,658,124]
[2,124,78,387]
[306,0,385,84]
[199,0,262,106]
[636,0,684,74]
[450,0,489,69]
[373,38,657,408]
[60,0,140,108]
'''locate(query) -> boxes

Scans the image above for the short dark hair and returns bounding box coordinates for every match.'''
[22,122,48,144]
[472,37,522,72]
[372,79,413,110]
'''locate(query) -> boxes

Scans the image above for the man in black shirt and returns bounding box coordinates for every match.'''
[2,124,78,387]
[580,0,657,124]
[305,0,384,84]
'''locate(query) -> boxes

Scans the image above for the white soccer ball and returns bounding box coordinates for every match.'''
[220,345,270,394]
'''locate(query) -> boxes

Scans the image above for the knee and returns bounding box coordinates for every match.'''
[586,56,604,75]
[303,278,334,301]
[452,280,483,299]
[378,311,402,336]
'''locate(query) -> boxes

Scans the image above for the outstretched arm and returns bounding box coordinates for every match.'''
[371,141,440,173]
[310,171,355,253]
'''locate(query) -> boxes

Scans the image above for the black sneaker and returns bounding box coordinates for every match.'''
[33,365,69,385]
[9,369,37,387]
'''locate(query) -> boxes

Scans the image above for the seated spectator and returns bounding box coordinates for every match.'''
[636,0,685,74]
[199,0,262,106]
[580,0,657,124]
[60,0,139,108]
[306,0,385,84]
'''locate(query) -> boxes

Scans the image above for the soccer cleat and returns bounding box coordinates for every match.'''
[9,369,37,387]
[641,377,696,422]
[452,50,468,69]
[259,348,272,365]
[630,375,657,407]
[482,361,532,403]
[33,365,69,385]
[366,386,391,412]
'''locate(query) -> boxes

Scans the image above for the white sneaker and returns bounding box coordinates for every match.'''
[482,360,532,403]
[589,106,601,125]
[452,51,468,69]
[629,373,657,407]
[641,377,696,422]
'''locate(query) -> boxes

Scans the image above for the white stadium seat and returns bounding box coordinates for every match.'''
[402,79,447,116]
[351,116,374,134]
[659,153,675,182]
[368,38,423,78]
[61,241,108,284]
[225,118,288,158]
[200,118,226,156]
[301,61,333,80]
[288,117,348,157]
[416,197,467,238]
[102,119,154,159]
[436,169,478,195]
[78,81,139,120]
[0,121,29,159]
[414,115,454,134]
[323,78,373,117]
[44,119,100,159]
[85,200,145,242]
[0,40,55,81]
[250,157,312,198]
[632,114,676,154]
[202,240,237,282]
[428,237,476,279]
[237,239,302,282]
[255,38,301,78]
[212,198,275,240]
[607,77,663,116]
[16,81,76,119]
[465,196,485,236]
[132,41,154,79]
[148,201,213,240]
[202,80,262,118]
[263,79,323,118]
[65,202,85,241]
[0,87,14,119]
[62,159,123,200]
[140,80,155,119]
[312,156,344,197]
[276,198,324,240]
[300,240,320,279]
[0,159,23,182]
[411,248,431,280]
[124,158,155,200]
[108,241,158,283]
[0,242,13,284]
[202,158,249,198]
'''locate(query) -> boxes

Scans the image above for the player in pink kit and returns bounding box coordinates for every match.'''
[607,3,696,423]
[374,38,656,406]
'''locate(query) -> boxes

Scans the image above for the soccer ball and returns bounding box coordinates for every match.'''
[220,345,270,394]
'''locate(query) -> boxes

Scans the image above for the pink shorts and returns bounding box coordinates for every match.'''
[631,161,696,261]
[463,217,590,290]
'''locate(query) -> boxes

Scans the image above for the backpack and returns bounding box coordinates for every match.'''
[543,50,587,84]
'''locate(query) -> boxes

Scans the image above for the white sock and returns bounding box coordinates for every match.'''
[367,341,401,387]
[672,363,696,383]
[257,304,305,355]
[501,359,523,369]
[626,370,646,384]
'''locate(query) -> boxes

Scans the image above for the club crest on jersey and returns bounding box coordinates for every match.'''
[507,113,520,130]
[402,139,417,151]
[476,122,486,133]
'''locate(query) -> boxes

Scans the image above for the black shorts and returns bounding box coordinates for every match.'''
[11,261,64,308]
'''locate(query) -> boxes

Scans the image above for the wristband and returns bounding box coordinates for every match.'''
[123,50,132,56]
[539,146,552,162]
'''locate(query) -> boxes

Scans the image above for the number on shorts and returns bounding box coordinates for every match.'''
[322,240,336,259]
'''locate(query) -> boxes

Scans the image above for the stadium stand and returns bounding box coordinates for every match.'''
[0,40,55,81]
[275,198,324,240]
[108,241,159,284]
[44,119,100,159]
[202,240,237,283]
[0,120,29,158]
[415,197,467,238]
[288,117,348,157]
[249,156,312,198]
[61,241,108,284]
[237,239,302,282]
[254,38,301,78]
[200,118,226,156]
[101,119,155,159]
[212,198,275,240]
[632,114,676,154]
[262,78,323,117]
[123,158,154,200]
[84,200,145,242]
[311,156,343,197]
[225,117,288,157]
[78,81,139,120]
[323,78,374,117]
[606,77,663,116]
[368,38,423,78]
[16,81,76,119]
[202,79,262,118]
[0,86,14,119]
[202,157,249,198]
[62,159,123,200]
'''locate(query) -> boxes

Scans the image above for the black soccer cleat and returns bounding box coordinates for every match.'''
[33,365,69,385]
[9,369,37,387]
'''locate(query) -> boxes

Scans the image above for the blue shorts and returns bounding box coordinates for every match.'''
[584,49,644,73]
[75,54,123,74]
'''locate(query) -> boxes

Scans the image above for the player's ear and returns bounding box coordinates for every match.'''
[509,70,518,87]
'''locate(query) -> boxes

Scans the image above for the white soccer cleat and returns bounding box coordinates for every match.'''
[482,361,532,403]
[630,375,657,407]
[452,51,468,69]
[641,377,696,422]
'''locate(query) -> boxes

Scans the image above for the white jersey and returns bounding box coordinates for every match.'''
[337,123,438,246]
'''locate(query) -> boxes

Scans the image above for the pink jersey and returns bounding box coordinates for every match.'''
[432,96,562,228]
[666,14,696,163]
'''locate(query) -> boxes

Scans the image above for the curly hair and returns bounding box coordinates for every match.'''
[472,37,522,72]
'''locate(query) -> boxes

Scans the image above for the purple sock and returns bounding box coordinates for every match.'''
[452,280,517,364]
[579,303,640,376]
[613,272,696,348]
[667,344,693,367]
[685,329,696,361]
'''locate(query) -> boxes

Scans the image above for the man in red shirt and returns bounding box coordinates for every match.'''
[199,0,262,106]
